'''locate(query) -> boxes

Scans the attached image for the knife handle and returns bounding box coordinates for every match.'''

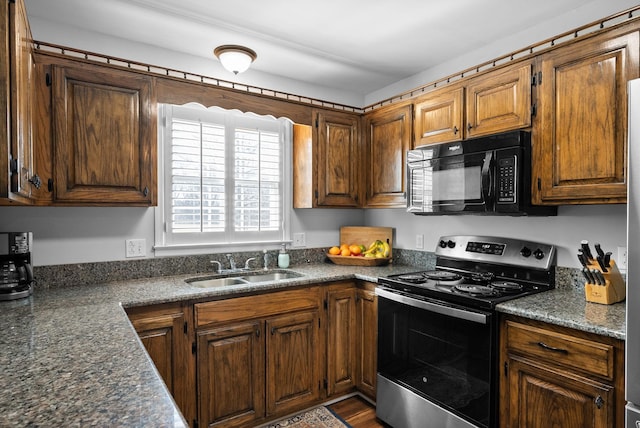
[596,256,608,273]
[594,243,605,258]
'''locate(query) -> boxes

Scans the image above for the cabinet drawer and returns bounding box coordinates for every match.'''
[195,287,320,327]
[505,320,614,379]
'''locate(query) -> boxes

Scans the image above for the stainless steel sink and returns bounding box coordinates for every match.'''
[186,270,303,288]
[241,271,303,283]
[186,276,248,288]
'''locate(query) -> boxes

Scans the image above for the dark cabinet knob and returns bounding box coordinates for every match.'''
[453,126,459,135]
[467,123,473,131]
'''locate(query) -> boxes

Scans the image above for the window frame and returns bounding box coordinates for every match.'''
[154,103,292,255]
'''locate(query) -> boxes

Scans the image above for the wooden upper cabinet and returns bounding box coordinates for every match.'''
[364,103,412,207]
[1,0,37,204]
[413,62,532,147]
[533,30,639,205]
[414,86,464,146]
[315,110,360,207]
[51,63,156,205]
[466,62,532,138]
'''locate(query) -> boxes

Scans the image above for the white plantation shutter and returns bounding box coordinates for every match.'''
[157,104,291,248]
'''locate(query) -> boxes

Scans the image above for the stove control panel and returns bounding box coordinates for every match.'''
[435,235,556,270]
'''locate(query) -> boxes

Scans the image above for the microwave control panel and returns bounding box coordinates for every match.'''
[497,157,516,204]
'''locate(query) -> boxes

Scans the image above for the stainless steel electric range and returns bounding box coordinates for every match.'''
[376,235,556,428]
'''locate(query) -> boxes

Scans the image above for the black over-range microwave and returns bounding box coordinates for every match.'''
[406,131,557,216]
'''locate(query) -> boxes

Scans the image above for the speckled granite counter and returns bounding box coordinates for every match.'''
[495,285,626,340]
[0,263,416,427]
[0,261,626,426]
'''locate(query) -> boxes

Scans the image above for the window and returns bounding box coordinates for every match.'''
[155,103,292,251]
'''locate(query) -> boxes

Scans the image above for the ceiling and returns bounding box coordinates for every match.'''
[23,0,631,97]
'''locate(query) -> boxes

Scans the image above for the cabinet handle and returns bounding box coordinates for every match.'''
[537,341,568,354]
[256,329,260,337]
[453,126,459,135]
[143,186,149,197]
[271,327,276,335]
[595,395,604,409]
[467,123,473,132]
[28,174,42,190]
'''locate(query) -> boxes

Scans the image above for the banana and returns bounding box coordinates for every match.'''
[363,240,380,255]
[381,240,391,258]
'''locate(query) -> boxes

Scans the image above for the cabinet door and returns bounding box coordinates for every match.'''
[197,320,265,428]
[327,286,356,397]
[1,0,36,203]
[364,103,412,207]
[507,357,613,428]
[52,63,156,205]
[315,110,360,207]
[534,31,639,204]
[465,62,532,138]
[356,285,377,399]
[127,304,196,427]
[266,310,321,416]
[414,86,464,146]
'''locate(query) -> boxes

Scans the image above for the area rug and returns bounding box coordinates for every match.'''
[263,406,352,428]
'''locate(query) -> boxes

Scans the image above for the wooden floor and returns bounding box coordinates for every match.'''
[328,396,389,428]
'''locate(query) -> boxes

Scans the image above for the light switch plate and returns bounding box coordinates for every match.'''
[126,239,146,258]
[293,233,306,247]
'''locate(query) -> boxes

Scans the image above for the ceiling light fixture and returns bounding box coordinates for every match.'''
[214,45,257,75]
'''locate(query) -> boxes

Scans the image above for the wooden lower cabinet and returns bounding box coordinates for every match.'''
[126,303,196,427]
[197,320,264,427]
[355,282,377,400]
[326,283,357,397]
[266,310,322,415]
[194,287,323,427]
[500,315,624,428]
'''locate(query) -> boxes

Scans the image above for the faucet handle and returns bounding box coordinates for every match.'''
[244,257,257,270]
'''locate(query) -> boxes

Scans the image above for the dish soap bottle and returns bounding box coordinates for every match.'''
[278,243,290,268]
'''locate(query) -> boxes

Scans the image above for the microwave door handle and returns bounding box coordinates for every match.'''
[481,152,494,202]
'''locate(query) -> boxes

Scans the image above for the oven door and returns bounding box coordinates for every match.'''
[376,287,496,428]
[407,148,494,214]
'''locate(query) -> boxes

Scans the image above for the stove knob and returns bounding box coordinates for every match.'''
[447,240,456,249]
[520,246,532,257]
[533,249,545,260]
[439,240,448,248]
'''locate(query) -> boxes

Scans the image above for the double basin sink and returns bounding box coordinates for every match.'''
[186,269,303,288]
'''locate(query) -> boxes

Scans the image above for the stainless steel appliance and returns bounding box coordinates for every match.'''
[626,78,640,427]
[376,235,556,428]
[406,131,557,216]
[0,232,34,301]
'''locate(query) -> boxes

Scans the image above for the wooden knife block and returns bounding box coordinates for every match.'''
[584,260,626,305]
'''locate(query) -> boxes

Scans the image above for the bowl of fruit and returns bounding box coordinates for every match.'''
[327,235,392,266]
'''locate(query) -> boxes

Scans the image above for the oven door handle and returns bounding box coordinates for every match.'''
[375,287,489,324]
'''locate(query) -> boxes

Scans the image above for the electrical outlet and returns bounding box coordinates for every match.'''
[617,246,627,271]
[126,239,146,258]
[416,234,424,249]
[293,233,306,247]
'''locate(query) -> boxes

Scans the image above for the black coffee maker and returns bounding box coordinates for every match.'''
[0,232,34,301]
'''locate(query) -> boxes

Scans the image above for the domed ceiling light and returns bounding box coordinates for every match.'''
[214,45,257,75]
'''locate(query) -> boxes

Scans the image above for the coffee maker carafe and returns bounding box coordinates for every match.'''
[0,232,34,300]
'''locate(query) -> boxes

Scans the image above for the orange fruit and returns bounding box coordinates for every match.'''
[349,244,362,255]
[340,243,349,251]
[328,246,341,255]
[340,247,351,257]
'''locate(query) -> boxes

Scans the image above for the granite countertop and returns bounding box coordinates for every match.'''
[0,262,626,426]
[495,285,626,340]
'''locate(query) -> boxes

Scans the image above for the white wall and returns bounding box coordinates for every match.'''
[365,205,627,270]
[0,206,364,266]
